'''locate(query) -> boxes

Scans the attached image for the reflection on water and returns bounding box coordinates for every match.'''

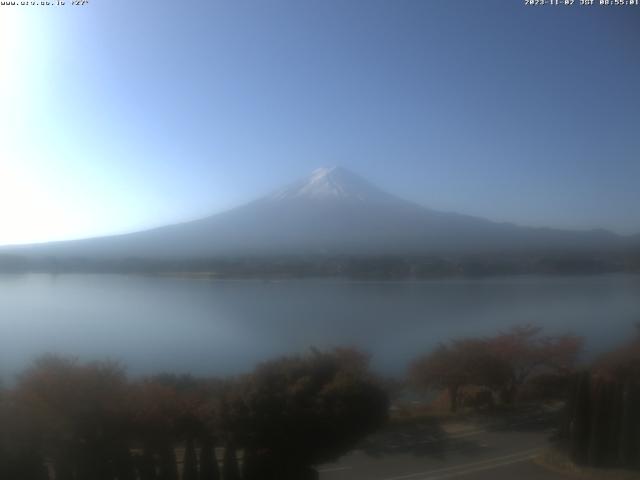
[0,273,639,378]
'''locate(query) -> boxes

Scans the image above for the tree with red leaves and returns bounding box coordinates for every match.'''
[15,355,133,480]
[410,326,583,410]
[594,322,640,381]
[410,339,510,412]
[485,325,583,404]
[227,348,389,479]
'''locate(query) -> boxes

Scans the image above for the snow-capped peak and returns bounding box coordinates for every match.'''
[267,166,402,203]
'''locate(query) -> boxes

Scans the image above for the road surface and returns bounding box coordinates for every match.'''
[319,413,570,480]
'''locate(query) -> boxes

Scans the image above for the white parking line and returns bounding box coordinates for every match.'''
[416,428,487,444]
[381,447,543,480]
[419,453,539,479]
[318,466,353,473]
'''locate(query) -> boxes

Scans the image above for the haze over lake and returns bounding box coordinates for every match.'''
[2,273,639,379]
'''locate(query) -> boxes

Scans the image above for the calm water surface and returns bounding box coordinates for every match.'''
[1,273,639,379]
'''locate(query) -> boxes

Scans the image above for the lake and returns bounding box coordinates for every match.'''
[1,273,639,380]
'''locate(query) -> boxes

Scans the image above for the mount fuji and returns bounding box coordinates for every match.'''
[4,167,633,260]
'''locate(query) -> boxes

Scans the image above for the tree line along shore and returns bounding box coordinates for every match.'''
[1,252,640,278]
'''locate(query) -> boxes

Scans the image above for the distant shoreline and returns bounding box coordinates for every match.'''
[1,251,639,279]
[2,269,639,283]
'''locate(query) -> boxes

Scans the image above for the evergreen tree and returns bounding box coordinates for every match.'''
[198,437,220,480]
[183,437,198,480]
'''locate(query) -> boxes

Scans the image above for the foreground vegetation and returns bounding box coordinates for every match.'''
[406,325,640,472]
[561,331,640,470]
[0,348,388,480]
[409,325,583,412]
[1,325,638,479]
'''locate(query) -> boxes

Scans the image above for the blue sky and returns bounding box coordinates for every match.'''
[1,0,639,245]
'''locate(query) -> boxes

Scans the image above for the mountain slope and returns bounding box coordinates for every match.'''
[4,167,635,259]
